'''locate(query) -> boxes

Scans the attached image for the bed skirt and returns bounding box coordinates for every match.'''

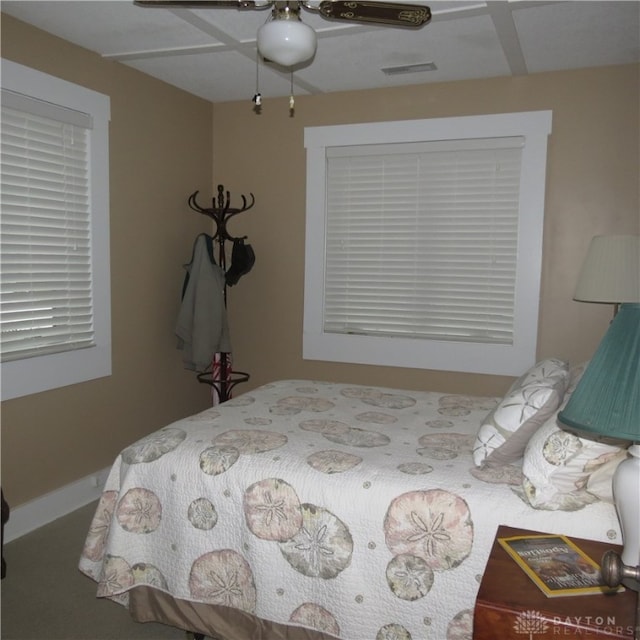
[129,586,335,640]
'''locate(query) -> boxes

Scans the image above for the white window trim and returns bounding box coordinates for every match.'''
[303,111,552,376]
[1,59,111,400]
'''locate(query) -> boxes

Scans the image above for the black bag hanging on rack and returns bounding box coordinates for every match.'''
[226,238,255,287]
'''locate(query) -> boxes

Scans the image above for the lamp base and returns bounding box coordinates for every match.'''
[601,549,640,592]
[606,443,640,592]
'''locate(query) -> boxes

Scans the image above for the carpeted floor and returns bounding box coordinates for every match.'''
[1,501,193,640]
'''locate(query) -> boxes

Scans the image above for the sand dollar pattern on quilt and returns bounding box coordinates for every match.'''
[418,433,474,452]
[376,623,413,640]
[289,603,340,636]
[307,450,363,474]
[131,562,168,590]
[120,427,186,464]
[446,609,473,640]
[299,418,391,448]
[244,416,272,426]
[438,395,497,417]
[279,503,353,579]
[355,411,398,425]
[417,447,458,461]
[294,385,322,394]
[214,429,288,454]
[323,427,391,448]
[223,394,256,407]
[185,408,220,422]
[397,462,434,475]
[116,488,162,534]
[243,478,303,541]
[270,396,335,416]
[199,445,240,476]
[384,489,473,571]
[299,419,350,437]
[386,553,434,600]
[188,498,218,530]
[82,490,118,562]
[340,387,416,409]
[417,433,474,460]
[97,554,134,596]
[189,549,257,612]
[425,419,454,430]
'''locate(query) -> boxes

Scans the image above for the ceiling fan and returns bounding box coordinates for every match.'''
[134,1,432,67]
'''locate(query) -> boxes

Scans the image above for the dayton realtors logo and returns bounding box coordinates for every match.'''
[513,610,549,638]
[513,610,634,638]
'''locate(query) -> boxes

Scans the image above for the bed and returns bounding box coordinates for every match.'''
[79,363,625,640]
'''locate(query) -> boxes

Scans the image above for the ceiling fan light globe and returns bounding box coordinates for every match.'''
[257,19,317,67]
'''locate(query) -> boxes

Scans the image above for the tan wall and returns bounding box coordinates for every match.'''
[213,65,639,397]
[1,15,216,507]
[2,13,638,509]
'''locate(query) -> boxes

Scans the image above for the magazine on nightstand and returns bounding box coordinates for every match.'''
[497,533,625,598]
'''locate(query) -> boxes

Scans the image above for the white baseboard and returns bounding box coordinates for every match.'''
[4,466,111,543]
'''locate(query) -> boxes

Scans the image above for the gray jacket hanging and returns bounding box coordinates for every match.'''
[176,234,232,371]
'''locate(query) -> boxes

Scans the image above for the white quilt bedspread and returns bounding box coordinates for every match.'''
[79,380,621,640]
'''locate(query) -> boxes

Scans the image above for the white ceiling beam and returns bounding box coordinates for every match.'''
[486,1,528,75]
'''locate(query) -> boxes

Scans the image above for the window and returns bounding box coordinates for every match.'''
[1,59,111,400]
[304,112,552,376]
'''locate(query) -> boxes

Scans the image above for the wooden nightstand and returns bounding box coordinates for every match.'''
[474,525,638,639]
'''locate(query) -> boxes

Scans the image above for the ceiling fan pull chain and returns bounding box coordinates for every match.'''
[289,71,295,115]
[252,48,262,112]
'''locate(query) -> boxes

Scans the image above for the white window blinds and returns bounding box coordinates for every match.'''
[1,91,95,362]
[324,138,524,346]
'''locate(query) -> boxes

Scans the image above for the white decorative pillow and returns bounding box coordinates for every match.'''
[521,414,627,511]
[472,358,570,467]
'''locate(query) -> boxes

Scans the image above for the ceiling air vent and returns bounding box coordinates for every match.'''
[382,62,437,75]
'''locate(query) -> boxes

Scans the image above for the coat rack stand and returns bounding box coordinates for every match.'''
[188,184,252,403]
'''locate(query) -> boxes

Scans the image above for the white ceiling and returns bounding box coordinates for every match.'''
[2,0,639,103]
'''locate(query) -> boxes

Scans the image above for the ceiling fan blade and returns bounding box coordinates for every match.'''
[315,1,430,27]
[133,1,268,8]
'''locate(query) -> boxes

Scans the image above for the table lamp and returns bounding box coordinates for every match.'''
[558,235,640,591]
[573,235,640,315]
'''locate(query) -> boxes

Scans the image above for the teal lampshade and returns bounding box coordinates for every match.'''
[558,303,640,443]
